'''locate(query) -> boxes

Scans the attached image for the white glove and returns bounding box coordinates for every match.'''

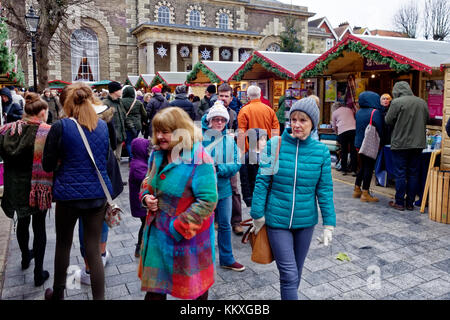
[323,226,334,246]
[250,217,266,235]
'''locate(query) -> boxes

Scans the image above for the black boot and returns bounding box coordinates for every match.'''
[135,243,141,258]
[45,287,64,300]
[34,270,50,286]
[21,250,34,270]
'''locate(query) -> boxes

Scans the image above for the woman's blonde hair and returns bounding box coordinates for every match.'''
[63,83,99,131]
[151,107,202,151]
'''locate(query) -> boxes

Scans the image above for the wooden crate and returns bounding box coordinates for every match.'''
[428,168,450,224]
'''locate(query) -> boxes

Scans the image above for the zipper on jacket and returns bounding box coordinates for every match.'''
[289,140,299,229]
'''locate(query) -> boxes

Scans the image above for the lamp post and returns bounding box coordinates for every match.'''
[25,5,39,92]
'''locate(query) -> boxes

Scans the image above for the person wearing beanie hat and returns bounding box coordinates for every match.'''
[206,101,229,126]
[151,84,162,94]
[108,81,122,95]
[201,100,244,272]
[103,81,126,161]
[249,94,335,300]
[169,84,196,120]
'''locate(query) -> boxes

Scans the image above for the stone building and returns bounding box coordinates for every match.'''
[21,0,332,86]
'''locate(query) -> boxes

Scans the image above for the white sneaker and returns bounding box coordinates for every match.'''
[80,268,91,286]
[102,250,110,267]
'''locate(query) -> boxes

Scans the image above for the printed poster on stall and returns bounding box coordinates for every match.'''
[325,80,337,102]
[426,80,444,119]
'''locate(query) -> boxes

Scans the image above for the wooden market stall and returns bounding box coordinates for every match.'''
[150,71,189,94]
[124,75,140,88]
[299,34,450,221]
[48,79,72,92]
[230,51,320,109]
[299,34,450,128]
[136,74,156,92]
[91,80,111,91]
[186,61,243,98]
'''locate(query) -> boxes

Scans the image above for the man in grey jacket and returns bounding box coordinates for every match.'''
[385,81,429,211]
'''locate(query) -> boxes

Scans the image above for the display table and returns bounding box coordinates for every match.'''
[375,146,433,204]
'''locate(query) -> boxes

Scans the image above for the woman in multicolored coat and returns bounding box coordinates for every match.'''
[138,107,218,300]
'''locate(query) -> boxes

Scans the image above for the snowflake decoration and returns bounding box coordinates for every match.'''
[200,48,211,60]
[221,49,231,60]
[179,46,190,58]
[267,43,281,52]
[240,50,251,62]
[156,45,168,58]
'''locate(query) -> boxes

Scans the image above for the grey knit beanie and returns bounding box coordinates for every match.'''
[289,97,320,129]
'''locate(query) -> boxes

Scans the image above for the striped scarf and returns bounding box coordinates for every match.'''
[0,116,53,210]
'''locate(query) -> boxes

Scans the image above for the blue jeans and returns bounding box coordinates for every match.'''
[79,220,108,258]
[216,196,235,266]
[267,226,315,300]
[125,129,139,160]
[391,149,422,206]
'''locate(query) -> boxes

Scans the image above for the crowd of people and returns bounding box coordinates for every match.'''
[0,78,434,301]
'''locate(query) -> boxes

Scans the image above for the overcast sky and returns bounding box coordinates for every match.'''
[278,0,417,31]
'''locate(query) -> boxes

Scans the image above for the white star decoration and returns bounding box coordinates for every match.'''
[200,48,211,60]
[156,45,167,58]
[240,50,251,62]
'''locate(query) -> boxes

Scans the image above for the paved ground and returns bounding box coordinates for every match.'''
[1,163,450,300]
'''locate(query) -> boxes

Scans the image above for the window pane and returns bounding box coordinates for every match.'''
[190,10,200,27]
[71,29,99,82]
[158,6,170,24]
[219,13,228,30]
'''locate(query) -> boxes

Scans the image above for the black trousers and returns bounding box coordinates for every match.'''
[230,174,242,227]
[52,201,106,300]
[338,130,357,173]
[355,154,376,190]
[16,210,47,275]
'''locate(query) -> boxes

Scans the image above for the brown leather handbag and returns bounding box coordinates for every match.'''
[241,219,274,264]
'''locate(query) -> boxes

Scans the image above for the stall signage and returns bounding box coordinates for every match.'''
[364,58,390,71]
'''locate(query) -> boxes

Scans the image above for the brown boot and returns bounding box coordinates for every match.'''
[353,186,362,198]
[360,190,379,202]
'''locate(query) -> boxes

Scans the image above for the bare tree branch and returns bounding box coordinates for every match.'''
[393,0,419,38]
[423,0,450,41]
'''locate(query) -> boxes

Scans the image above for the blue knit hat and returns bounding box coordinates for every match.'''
[289,97,320,129]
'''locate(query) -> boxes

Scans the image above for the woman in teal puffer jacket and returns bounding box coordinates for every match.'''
[201,101,244,272]
[250,97,336,300]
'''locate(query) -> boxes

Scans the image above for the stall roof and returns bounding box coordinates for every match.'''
[232,51,320,81]
[156,72,189,86]
[91,80,111,86]
[48,79,72,89]
[300,34,450,77]
[127,75,140,87]
[139,74,155,87]
[187,61,244,83]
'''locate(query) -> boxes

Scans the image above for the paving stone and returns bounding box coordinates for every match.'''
[413,265,449,281]
[106,284,130,300]
[105,271,139,288]
[243,271,279,289]
[302,283,342,300]
[385,273,426,290]
[332,289,375,300]
[379,261,416,279]
[392,287,434,300]
[328,263,364,278]
[360,280,403,299]
[240,285,281,300]
[304,257,337,272]
[302,269,338,286]
[329,274,367,292]
[417,278,450,297]
[210,279,252,297]
[432,258,450,273]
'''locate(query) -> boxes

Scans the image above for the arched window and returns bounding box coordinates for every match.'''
[190,10,201,27]
[71,28,99,82]
[219,13,229,30]
[158,6,170,24]
[267,43,281,52]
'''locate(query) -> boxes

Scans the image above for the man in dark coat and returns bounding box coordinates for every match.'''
[169,85,195,120]
[385,81,429,211]
[1,87,23,123]
[103,81,126,161]
[147,84,169,124]
[199,84,217,116]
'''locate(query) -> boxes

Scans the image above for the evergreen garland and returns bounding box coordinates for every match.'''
[300,40,411,79]
[233,55,292,81]
[150,74,166,87]
[186,62,221,84]
[0,17,25,86]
